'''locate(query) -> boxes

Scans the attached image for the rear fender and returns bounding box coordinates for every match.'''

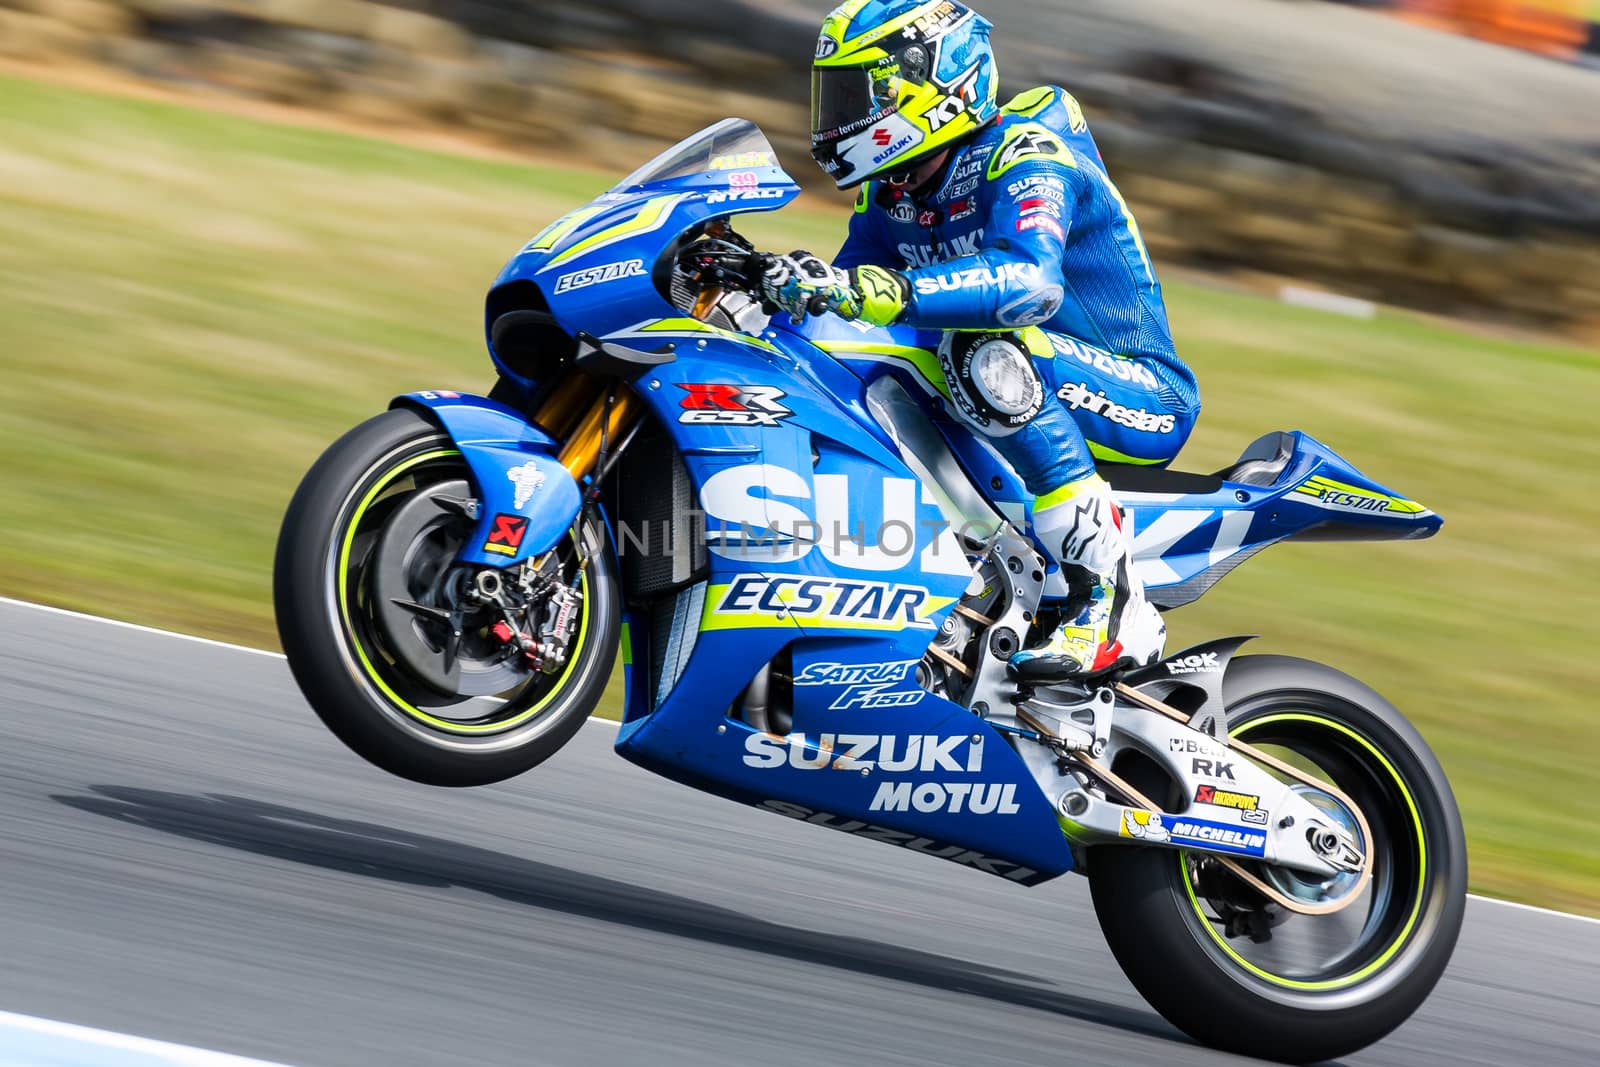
[1121,636,1258,743]
[391,391,583,566]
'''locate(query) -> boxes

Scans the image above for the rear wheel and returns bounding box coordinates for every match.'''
[1089,655,1466,1063]
[274,407,620,785]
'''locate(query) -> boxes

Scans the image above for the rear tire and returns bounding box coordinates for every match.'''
[1089,655,1466,1063]
[274,407,619,786]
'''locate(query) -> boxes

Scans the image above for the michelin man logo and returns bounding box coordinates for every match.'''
[507,462,547,510]
[1122,810,1169,842]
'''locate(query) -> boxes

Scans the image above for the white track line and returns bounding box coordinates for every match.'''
[1,595,1592,923]
[0,1008,296,1066]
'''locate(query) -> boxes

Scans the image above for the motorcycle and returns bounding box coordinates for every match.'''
[274,118,1466,1063]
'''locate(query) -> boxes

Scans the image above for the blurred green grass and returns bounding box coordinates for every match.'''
[2,72,1597,914]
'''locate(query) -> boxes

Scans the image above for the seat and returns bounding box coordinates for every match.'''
[1094,431,1295,494]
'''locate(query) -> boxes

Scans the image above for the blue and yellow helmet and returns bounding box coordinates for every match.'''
[811,0,998,189]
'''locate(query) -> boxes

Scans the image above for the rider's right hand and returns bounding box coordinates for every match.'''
[759,250,854,322]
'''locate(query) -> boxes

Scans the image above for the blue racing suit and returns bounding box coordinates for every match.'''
[834,86,1200,493]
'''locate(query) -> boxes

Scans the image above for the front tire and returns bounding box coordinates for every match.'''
[1089,655,1466,1063]
[274,407,620,786]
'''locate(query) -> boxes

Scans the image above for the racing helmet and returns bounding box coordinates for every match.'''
[811,0,998,189]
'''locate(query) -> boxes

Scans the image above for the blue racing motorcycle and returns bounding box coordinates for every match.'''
[274,119,1466,1063]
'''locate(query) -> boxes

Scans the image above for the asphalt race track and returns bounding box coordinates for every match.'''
[1,599,1596,1067]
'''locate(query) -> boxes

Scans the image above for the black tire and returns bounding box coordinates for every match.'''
[273,407,620,786]
[1089,654,1467,1063]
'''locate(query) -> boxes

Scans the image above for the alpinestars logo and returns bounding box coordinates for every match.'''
[1057,382,1177,434]
[678,384,792,426]
[992,130,1061,174]
[1059,497,1111,567]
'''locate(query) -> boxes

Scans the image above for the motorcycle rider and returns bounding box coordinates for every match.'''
[760,0,1199,679]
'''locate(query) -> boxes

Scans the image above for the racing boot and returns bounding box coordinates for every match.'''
[1010,474,1165,679]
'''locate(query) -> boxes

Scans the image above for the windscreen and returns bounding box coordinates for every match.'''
[612,119,781,190]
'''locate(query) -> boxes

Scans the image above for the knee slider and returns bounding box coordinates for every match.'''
[937,331,1044,437]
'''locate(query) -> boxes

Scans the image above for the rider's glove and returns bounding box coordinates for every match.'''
[761,253,910,327]
[844,263,910,327]
[760,251,854,322]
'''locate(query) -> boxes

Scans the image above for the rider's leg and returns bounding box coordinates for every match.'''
[936,328,1195,676]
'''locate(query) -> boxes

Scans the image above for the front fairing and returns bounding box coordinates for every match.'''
[489,119,801,348]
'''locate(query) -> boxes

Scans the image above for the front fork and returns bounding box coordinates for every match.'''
[535,373,644,484]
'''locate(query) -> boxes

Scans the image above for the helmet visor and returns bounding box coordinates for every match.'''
[811,67,897,145]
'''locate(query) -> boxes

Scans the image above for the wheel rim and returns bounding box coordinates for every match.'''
[330,442,597,741]
[1177,708,1429,992]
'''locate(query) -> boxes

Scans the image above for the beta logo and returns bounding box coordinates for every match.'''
[1169,736,1226,756]
[1166,652,1221,676]
[482,513,528,557]
[743,731,984,773]
[677,383,792,426]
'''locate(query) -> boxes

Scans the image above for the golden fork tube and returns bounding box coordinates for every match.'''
[533,373,603,439]
[557,390,641,481]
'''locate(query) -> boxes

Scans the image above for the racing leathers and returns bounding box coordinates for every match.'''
[835,86,1200,676]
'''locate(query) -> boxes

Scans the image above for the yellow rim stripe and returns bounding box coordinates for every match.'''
[337,450,591,735]
[1180,712,1429,991]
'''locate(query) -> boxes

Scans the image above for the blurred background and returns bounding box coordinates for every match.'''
[1,0,1597,912]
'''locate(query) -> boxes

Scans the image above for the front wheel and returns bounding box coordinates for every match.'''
[274,407,620,786]
[1089,655,1466,1063]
